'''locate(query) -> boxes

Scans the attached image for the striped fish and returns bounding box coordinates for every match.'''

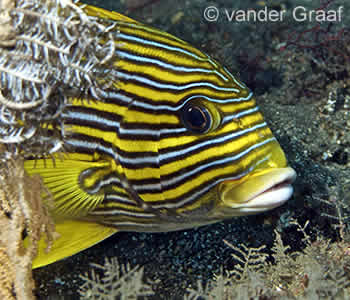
[24,5,296,268]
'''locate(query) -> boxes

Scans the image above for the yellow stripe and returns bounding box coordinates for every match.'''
[117,21,192,46]
[158,111,265,149]
[115,40,215,69]
[97,201,149,213]
[117,59,224,86]
[121,109,178,124]
[140,140,277,202]
[116,80,243,103]
[219,98,257,113]
[69,125,118,144]
[70,98,126,116]
[112,130,273,184]
[159,129,273,174]
[119,25,207,59]
[81,4,139,23]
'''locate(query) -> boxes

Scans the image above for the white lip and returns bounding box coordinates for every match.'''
[246,167,296,201]
[236,183,294,214]
[220,167,296,215]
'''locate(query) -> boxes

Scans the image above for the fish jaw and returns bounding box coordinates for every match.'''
[216,167,296,216]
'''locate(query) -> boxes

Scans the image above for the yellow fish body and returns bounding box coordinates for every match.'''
[24,5,296,268]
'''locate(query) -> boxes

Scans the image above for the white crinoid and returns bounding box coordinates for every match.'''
[0,0,118,157]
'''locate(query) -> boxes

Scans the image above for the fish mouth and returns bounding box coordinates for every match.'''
[219,167,296,215]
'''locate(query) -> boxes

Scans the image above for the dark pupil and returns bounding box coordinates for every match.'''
[187,106,206,129]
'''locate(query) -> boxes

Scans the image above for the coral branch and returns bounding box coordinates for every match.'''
[0,0,121,298]
[0,154,55,299]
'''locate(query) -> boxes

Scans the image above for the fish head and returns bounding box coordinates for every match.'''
[117,51,296,225]
[94,16,297,228]
[212,111,296,217]
[172,90,296,221]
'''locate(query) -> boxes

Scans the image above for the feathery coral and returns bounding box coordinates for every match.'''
[0,152,55,299]
[0,0,119,157]
[0,0,121,298]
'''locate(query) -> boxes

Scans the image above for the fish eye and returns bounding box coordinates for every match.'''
[181,103,212,134]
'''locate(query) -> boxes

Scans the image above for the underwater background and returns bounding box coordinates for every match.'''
[34,0,350,298]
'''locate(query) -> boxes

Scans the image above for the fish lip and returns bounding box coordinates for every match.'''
[245,168,296,206]
[219,167,297,213]
[242,179,294,213]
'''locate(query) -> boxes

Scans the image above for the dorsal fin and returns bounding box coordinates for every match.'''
[81,3,140,24]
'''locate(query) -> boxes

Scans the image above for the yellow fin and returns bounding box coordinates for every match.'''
[32,220,117,269]
[81,4,140,24]
[24,158,110,217]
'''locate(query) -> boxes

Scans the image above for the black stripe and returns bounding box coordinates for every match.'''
[149,170,244,207]
[65,133,160,168]
[117,49,221,78]
[64,133,117,157]
[85,172,122,194]
[131,151,247,194]
[63,106,122,131]
[99,88,243,114]
[158,123,266,166]
[116,69,233,95]
[120,121,180,130]
[118,23,192,48]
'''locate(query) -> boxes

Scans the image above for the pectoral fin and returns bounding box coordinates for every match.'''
[32,220,117,269]
[24,158,110,217]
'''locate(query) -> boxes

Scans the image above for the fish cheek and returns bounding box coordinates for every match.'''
[116,117,164,205]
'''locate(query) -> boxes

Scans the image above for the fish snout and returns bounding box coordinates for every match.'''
[218,167,296,216]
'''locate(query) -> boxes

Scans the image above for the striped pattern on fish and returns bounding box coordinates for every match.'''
[23,4,296,268]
